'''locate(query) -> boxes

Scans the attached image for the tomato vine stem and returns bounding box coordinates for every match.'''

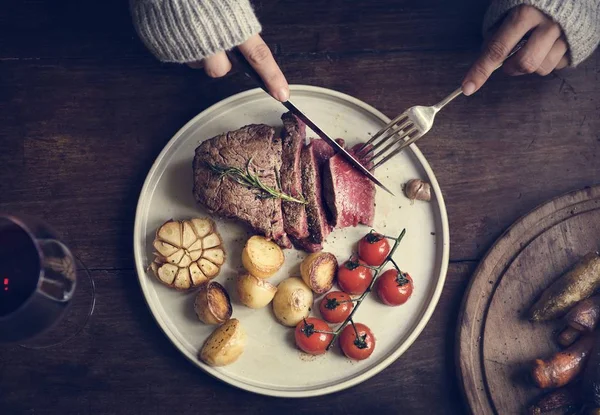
[325,228,407,350]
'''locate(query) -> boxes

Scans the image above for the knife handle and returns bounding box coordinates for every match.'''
[226,49,271,96]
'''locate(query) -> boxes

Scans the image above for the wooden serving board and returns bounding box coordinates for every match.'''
[457,186,600,415]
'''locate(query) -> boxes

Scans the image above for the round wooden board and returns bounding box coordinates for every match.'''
[457,186,600,414]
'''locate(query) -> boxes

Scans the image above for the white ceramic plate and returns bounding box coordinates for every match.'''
[134,85,449,398]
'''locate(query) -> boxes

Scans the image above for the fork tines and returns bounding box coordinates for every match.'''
[356,113,421,169]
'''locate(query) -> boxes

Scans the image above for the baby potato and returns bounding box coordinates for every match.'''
[272,277,313,327]
[242,235,284,278]
[300,252,338,294]
[199,318,246,367]
[194,281,232,325]
[237,273,277,309]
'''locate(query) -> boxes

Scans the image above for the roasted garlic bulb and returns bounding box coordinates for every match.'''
[150,218,226,290]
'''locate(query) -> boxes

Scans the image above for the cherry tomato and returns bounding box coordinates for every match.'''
[358,231,391,266]
[339,322,375,360]
[376,269,414,306]
[319,291,353,323]
[294,318,333,355]
[337,258,373,295]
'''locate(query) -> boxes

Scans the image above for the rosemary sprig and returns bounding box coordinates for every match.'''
[207,158,306,204]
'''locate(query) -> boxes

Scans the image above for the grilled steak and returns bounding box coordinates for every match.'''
[192,124,288,243]
[301,142,331,244]
[280,112,309,239]
[322,144,375,228]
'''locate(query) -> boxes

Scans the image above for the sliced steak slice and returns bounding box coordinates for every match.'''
[322,144,376,228]
[310,138,345,166]
[308,138,345,227]
[290,236,322,253]
[192,124,288,243]
[280,112,309,239]
[276,234,293,249]
[300,142,330,245]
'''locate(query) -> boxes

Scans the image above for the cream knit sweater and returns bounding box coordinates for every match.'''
[130,0,599,66]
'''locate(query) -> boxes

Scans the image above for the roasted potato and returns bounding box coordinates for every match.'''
[237,273,277,309]
[272,277,313,327]
[557,326,582,348]
[194,281,232,325]
[199,318,246,367]
[530,252,600,322]
[565,295,600,332]
[532,335,594,389]
[300,252,338,294]
[242,235,284,279]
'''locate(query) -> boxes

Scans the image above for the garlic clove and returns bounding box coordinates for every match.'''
[191,218,212,239]
[187,239,202,252]
[404,179,431,202]
[189,262,207,286]
[157,221,181,246]
[166,249,185,264]
[203,248,225,265]
[182,220,197,249]
[174,268,191,290]
[157,263,178,285]
[189,249,203,262]
[153,240,178,257]
[203,233,222,250]
[178,253,193,268]
[199,258,219,278]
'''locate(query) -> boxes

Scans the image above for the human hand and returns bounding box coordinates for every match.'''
[462,5,568,96]
[188,34,290,102]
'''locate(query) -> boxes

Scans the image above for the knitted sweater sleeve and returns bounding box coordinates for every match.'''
[129,0,261,63]
[483,0,600,66]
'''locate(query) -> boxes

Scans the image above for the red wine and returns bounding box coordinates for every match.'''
[0,219,41,316]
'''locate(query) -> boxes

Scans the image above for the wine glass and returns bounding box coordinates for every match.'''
[0,214,96,348]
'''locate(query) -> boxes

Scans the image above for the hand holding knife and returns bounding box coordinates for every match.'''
[226,49,395,196]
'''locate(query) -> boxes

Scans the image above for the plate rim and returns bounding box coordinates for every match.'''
[133,84,450,398]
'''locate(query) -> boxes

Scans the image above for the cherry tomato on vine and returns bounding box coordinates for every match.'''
[338,258,373,295]
[358,231,391,266]
[376,269,413,306]
[295,317,334,355]
[319,291,353,323]
[339,322,375,360]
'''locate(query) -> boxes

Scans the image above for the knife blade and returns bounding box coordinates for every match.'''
[226,49,395,196]
[280,100,394,195]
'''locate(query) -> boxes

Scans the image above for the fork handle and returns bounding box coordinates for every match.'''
[433,87,463,111]
[433,36,529,112]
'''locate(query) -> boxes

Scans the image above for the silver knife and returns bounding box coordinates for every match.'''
[226,49,395,196]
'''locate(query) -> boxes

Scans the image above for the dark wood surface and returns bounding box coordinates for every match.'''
[0,0,599,413]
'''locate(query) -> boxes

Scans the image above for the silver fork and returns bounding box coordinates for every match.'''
[357,38,528,169]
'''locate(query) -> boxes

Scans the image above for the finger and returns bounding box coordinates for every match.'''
[536,37,568,75]
[186,61,204,69]
[503,22,561,75]
[462,6,543,95]
[556,55,569,70]
[203,51,232,78]
[238,34,289,102]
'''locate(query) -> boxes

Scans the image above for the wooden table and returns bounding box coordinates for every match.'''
[1,0,598,413]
